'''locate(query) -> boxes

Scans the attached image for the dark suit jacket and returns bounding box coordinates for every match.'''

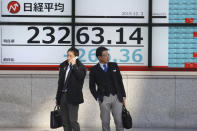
[89,62,126,102]
[56,59,86,105]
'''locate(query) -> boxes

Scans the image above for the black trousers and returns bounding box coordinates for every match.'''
[60,93,80,131]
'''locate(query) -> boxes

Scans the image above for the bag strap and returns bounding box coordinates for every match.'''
[123,105,126,110]
[54,105,61,111]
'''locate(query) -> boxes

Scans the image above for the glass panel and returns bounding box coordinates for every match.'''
[75,26,148,66]
[76,0,148,23]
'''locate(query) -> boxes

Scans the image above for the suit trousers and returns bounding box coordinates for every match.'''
[99,94,124,131]
[60,93,80,131]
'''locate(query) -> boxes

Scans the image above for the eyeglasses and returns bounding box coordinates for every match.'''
[102,54,110,57]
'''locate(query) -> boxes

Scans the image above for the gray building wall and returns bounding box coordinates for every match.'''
[0,71,197,128]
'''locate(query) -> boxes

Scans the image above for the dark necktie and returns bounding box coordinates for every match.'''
[103,64,107,72]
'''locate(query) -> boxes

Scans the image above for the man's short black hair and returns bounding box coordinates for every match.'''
[96,46,108,58]
[67,47,79,56]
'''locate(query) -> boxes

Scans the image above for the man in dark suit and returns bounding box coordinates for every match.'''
[56,47,86,131]
[89,46,126,131]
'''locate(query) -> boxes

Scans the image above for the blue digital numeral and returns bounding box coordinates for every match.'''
[78,48,86,62]
[88,49,98,62]
[132,49,143,62]
[120,49,129,62]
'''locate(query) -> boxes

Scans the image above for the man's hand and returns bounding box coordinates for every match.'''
[70,58,77,65]
[123,97,126,106]
[56,100,60,106]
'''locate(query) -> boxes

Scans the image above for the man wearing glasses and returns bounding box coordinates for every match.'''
[89,46,126,131]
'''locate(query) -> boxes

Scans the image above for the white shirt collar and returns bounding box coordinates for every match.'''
[99,63,108,70]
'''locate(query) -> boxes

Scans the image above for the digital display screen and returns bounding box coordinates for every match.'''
[0,0,196,70]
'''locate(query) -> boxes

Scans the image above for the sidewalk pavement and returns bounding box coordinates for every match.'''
[0,128,196,131]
